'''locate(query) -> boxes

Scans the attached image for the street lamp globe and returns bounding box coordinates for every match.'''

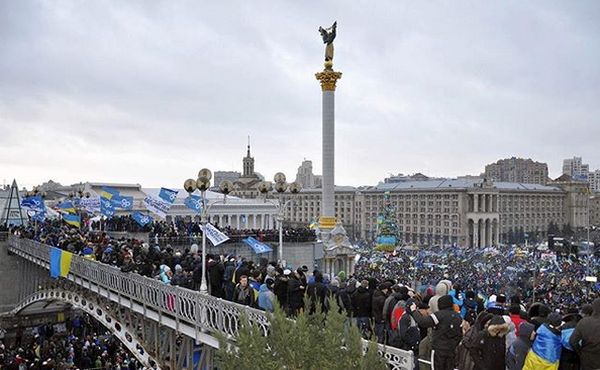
[275,181,288,193]
[196,178,211,192]
[274,172,286,184]
[184,178,197,194]
[198,168,212,182]
[258,181,273,194]
[219,180,233,195]
[289,182,302,194]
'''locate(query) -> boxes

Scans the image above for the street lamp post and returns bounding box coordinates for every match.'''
[183,169,212,294]
[587,195,595,251]
[258,173,302,265]
[184,175,232,295]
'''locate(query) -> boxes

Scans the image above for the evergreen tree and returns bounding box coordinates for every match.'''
[216,300,388,370]
[375,193,400,252]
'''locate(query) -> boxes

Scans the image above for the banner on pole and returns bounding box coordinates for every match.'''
[143,195,172,219]
[203,223,229,246]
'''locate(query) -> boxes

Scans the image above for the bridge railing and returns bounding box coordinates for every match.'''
[7,235,413,370]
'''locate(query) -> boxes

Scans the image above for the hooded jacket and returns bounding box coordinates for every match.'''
[469,315,511,370]
[569,298,600,370]
[257,283,275,312]
[506,322,535,370]
[429,279,452,313]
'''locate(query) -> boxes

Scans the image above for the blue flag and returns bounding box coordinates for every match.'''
[100,197,116,218]
[31,210,46,222]
[132,211,153,226]
[159,187,178,204]
[21,195,45,212]
[184,195,203,213]
[243,236,273,254]
[111,194,133,210]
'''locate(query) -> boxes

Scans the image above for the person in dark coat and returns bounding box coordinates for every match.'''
[409,294,463,370]
[207,255,224,298]
[336,280,355,318]
[372,282,391,343]
[223,258,236,301]
[506,321,535,370]
[469,315,511,370]
[458,311,492,370]
[287,270,305,316]
[274,268,289,311]
[351,279,373,338]
[233,275,255,307]
[569,298,600,370]
[307,271,329,314]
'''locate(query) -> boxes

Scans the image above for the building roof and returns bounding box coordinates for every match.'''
[299,185,357,193]
[363,179,562,193]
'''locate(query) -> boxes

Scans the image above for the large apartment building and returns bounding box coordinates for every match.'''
[279,178,591,247]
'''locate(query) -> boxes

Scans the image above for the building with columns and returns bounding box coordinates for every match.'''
[44,182,279,230]
[278,178,585,248]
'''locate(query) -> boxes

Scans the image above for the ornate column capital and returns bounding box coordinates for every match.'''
[315,69,342,91]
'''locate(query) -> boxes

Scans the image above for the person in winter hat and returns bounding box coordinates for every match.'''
[409,294,463,370]
[429,280,452,313]
[569,298,600,370]
[469,314,511,370]
[523,312,563,370]
[506,321,535,370]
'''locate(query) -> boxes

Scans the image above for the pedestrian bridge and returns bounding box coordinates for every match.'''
[5,235,413,370]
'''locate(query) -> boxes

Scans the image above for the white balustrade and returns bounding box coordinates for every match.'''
[7,235,413,370]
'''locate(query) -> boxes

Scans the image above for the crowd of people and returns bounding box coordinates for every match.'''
[95,215,316,244]
[6,219,600,369]
[1,314,147,369]
[352,244,600,311]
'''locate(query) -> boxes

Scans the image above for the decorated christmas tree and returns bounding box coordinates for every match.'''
[375,193,400,252]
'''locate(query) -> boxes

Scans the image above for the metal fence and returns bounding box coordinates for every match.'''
[7,235,414,370]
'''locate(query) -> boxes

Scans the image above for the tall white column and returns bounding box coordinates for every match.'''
[322,90,335,220]
[474,194,479,213]
[316,67,341,233]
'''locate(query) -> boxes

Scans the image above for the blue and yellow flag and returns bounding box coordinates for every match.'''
[100,186,119,200]
[62,213,81,228]
[58,200,76,214]
[50,247,73,278]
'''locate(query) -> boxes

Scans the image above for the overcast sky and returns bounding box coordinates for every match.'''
[1,1,599,189]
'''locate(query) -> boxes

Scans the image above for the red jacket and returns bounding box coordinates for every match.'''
[510,314,525,336]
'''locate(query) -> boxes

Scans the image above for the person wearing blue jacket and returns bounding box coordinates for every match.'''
[258,281,275,312]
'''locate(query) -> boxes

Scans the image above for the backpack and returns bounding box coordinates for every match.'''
[390,300,406,331]
[398,313,420,351]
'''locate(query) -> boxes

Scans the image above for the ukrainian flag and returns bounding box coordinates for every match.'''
[50,247,74,278]
[522,324,562,370]
[63,213,81,228]
[309,219,317,229]
[100,186,119,200]
[58,200,76,214]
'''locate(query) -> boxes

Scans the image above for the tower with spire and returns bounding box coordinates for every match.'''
[242,135,255,177]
